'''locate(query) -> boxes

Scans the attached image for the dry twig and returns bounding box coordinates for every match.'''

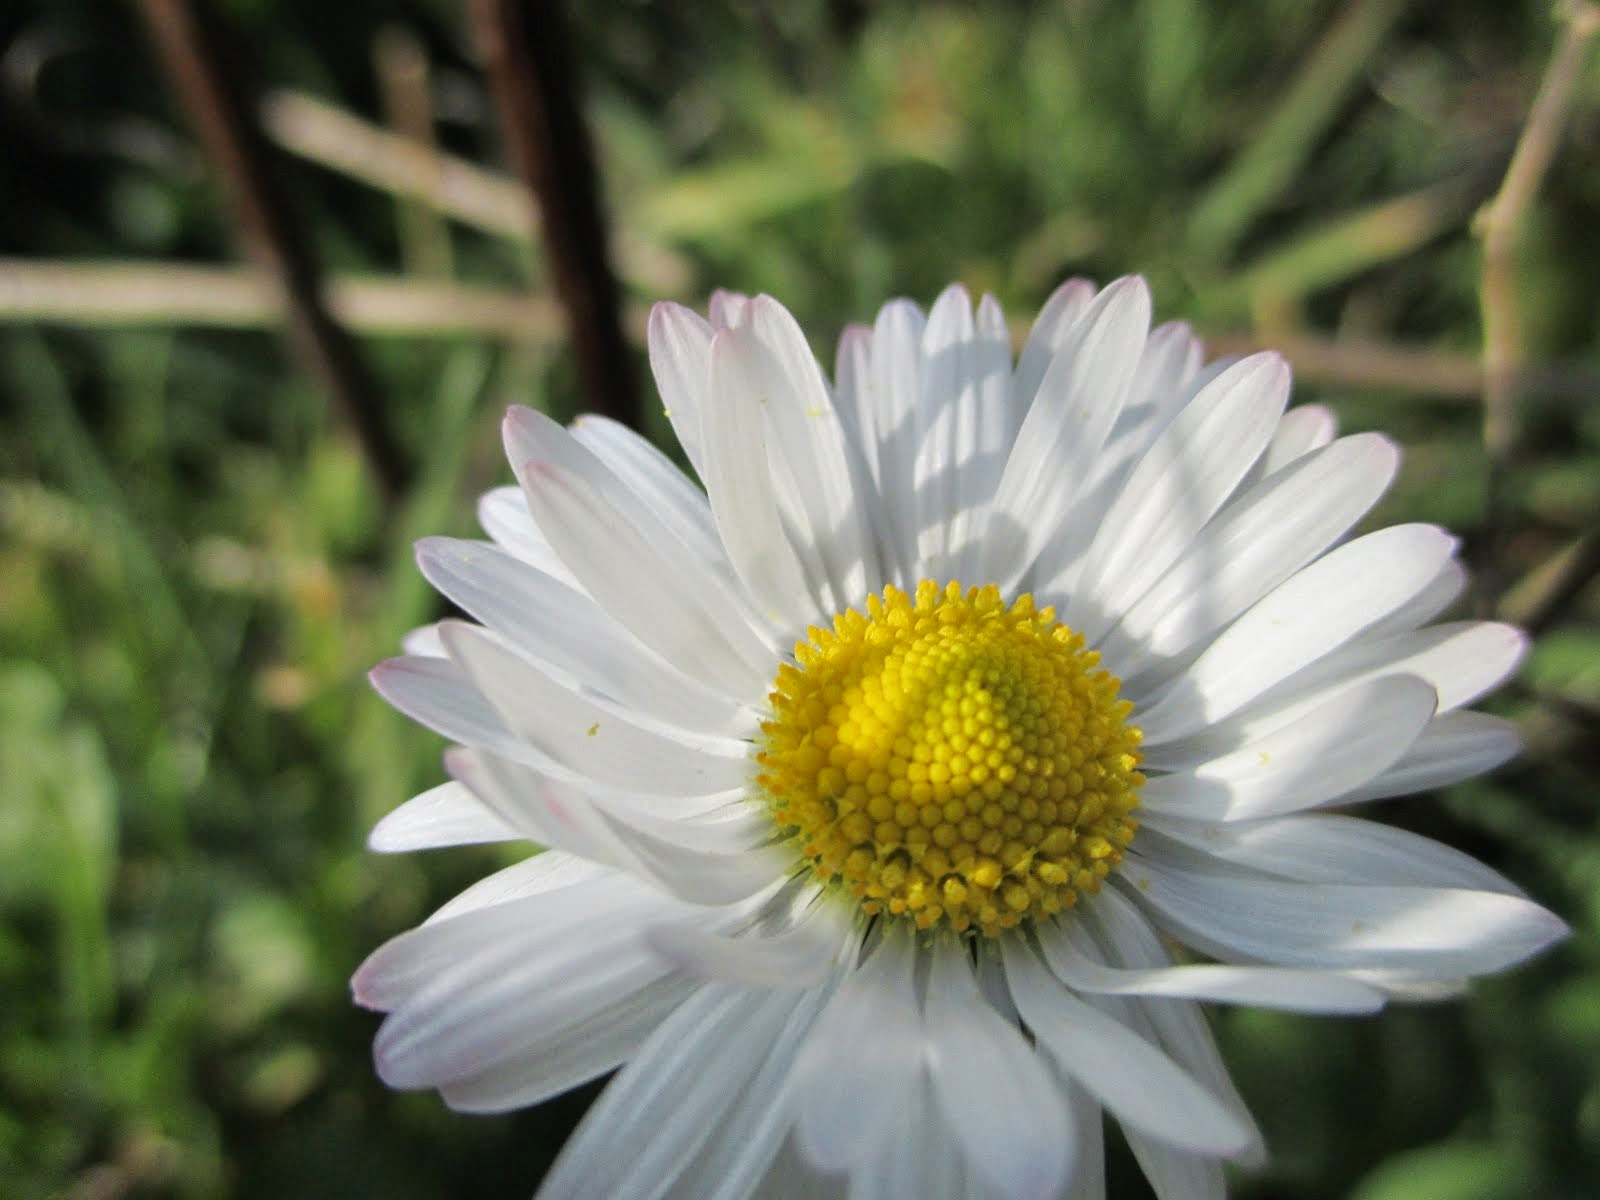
[1503,528,1600,637]
[469,0,639,426]
[260,90,532,242]
[0,260,559,338]
[374,26,453,279]
[1475,1,1600,615]
[259,88,690,293]
[135,0,409,500]
[11,258,1600,410]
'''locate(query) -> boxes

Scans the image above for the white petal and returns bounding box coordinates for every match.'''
[924,936,1073,1200]
[1335,711,1521,803]
[1125,1133,1226,1200]
[505,406,775,695]
[416,536,752,736]
[647,301,714,481]
[980,277,1151,588]
[355,867,652,1009]
[1066,352,1291,645]
[1247,403,1338,484]
[360,875,710,1089]
[1259,620,1528,724]
[1137,674,1437,821]
[1362,557,1470,638]
[1103,432,1399,680]
[740,296,881,606]
[1076,887,1266,1166]
[1037,918,1383,1013]
[1119,320,1206,432]
[628,802,761,856]
[849,1075,978,1200]
[1011,277,1097,411]
[424,851,608,925]
[833,323,877,482]
[441,621,749,797]
[1121,855,1570,979]
[703,327,830,629]
[1157,812,1526,895]
[1347,970,1469,1002]
[1034,351,1244,605]
[536,984,802,1200]
[648,897,853,988]
[475,485,582,588]
[401,622,446,657]
[758,1141,849,1200]
[1035,324,1208,602]
[1157,621,1527,770]
[868,298,928,586]
[665,980,839,1200]
[790,929,926,1172]
[999,936,1256,1156]
[368,781,518,853]
[1059,1075,1106,1200]
[911,284,972,578]
[447,747,782,906]
[911,288,1015,582]
[709,288,751,329]
[593,789,771,852]
[569,414,729,578]
[833,323,900,592]
[1137,524,1458,745]
[368,654,534,764]
[442,974,696,1112]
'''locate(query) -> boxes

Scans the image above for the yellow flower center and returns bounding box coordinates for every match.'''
[757,580,1143,937]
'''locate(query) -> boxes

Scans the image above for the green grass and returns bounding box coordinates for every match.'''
[2,1,1598,1196]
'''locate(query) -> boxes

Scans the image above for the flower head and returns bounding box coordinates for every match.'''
[357,278,1567,1200]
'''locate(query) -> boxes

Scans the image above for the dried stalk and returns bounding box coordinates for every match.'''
[0,260,561,338]
[260,90,532,242]
[469,0,639,426]
[13,257,1600,409]
[374,26,454,279]
[135,0,409,499]
[1474,1,1600,614]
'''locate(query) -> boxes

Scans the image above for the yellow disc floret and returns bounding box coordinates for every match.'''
[757,580,1144,937]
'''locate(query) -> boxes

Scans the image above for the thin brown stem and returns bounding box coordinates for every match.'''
[1474,1,1600,615]
[14,256,1600,408]
[135,0,408,500]
[374,26,453,279]
[261,89,532,240]
[0,259,560,338]
[259,89,690,293]
[1194,330,1600,407]
[1502,527,1600,637]
[469,0,639,426]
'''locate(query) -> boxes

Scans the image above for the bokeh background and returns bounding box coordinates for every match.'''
[3,1,1599,1197]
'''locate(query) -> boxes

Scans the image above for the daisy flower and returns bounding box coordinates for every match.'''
[356,277,1567,1200]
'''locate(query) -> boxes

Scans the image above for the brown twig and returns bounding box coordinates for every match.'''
[135,0,409,501]
[1206,331,1478,401]
[374,26,453,279]
[259,89,690,293]
[1474,0,1600,615]
[0,259,560,338]
[1194,330,1600,407]
[12,255,1600,409]
[261,89,532,240]
[469,0,639,426]
[1502,527,1600,636]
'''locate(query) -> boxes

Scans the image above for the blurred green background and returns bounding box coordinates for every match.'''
[3,0,1599,1196]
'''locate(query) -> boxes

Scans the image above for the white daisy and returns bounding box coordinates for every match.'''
[356,277,1568,1200]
